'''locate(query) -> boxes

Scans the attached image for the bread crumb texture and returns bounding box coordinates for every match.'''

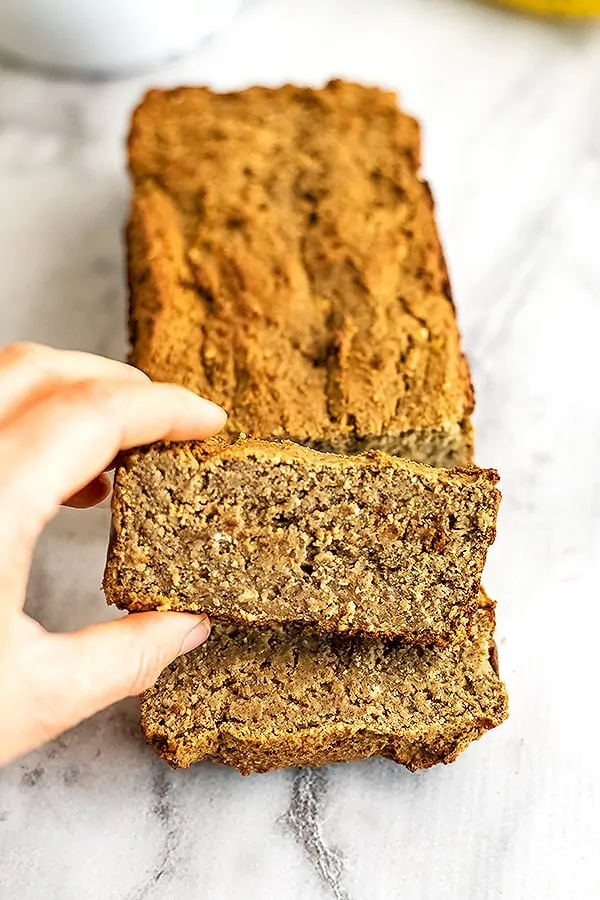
[140,595,508,774]
[105,439,500,643]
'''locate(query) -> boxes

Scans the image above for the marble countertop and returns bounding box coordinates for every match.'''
[2,0,600,897]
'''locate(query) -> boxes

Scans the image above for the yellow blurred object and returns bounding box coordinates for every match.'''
[496,0,600,14]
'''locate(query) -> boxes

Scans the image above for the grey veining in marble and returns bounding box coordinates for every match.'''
[2,0,600,897]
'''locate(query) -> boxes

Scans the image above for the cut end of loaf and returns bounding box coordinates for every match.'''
[104,438,500,643]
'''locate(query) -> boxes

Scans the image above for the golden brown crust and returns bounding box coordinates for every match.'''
[488,639,500,676]
[125,80,474,457]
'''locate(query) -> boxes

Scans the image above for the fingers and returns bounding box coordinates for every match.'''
[50,612,211,740]
[0,343,149,424]
[0,377,227,566]
[63,474,112,509]
[0,612,211,765]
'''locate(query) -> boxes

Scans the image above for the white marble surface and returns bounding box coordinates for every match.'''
[1,0,600,897]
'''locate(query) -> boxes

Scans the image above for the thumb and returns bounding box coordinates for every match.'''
[24,612,210,752]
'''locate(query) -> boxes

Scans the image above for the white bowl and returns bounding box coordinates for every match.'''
[0,0,241,76]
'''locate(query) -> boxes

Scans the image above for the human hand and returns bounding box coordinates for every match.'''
[0,343,227,766]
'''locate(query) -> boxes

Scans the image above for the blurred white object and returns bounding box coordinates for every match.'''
[0,0,242,75]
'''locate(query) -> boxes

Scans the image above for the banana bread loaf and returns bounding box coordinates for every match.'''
[126,80,474,467]
[140,592,507,773]
[104,439,499,643]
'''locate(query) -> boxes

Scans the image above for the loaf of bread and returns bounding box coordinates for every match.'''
[126,80,474,467]
[140,592,507,773]
[110,81,507,773]
[105,438,499,643]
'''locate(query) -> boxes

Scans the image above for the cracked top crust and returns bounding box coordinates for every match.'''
[126,80,474,446]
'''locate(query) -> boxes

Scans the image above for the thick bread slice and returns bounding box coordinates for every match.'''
[104,439,500,643]
[140,593,507,774]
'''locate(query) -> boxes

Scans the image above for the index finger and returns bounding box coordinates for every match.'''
[0,378,227,565]
[0,342,150,424]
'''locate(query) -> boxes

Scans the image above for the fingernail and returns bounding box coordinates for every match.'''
[198,397,228,429]
[179,615,211,655]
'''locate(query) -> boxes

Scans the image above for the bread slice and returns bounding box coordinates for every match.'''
[104,439,500,643]
[126,80,474,468]
[140,592,507,773]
